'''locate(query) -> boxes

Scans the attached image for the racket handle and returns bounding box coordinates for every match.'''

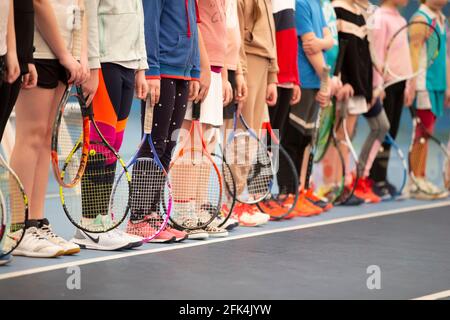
[144,97,154,134]
[71,4,84,59]
[320,65,331,93]
[192,101,201,121]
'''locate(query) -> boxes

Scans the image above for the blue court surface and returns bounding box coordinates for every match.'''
[1,103,450,300]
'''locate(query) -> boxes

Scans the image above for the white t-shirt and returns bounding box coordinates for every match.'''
[0,0,10,56]
[33,0,79,59]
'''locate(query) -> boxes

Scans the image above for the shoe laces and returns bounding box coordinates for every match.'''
[40,224,60,239]
[28,227,46,241]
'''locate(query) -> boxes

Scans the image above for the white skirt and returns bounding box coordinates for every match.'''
[185,71,224,126]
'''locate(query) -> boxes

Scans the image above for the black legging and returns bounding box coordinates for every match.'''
[129,78,189,218]
[0,78,22,141]
[269,87,293,141]
[370,81,406,182]
[138,78,189,169]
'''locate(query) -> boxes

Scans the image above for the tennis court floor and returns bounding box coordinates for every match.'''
[1,197,449,300]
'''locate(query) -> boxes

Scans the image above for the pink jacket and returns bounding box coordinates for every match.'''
[371,7,412,88]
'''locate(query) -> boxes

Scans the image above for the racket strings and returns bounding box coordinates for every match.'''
[170,151,221,228]
[62,140,128,231]
[225,134,273,202]
[0,165,26,253]
[129,159,167,220]
[55,101,85,185]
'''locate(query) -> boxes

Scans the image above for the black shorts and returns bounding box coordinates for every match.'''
[35,59,68,89]
[289,88,319,136]
[223,70,237,120]
[0,55,5,87]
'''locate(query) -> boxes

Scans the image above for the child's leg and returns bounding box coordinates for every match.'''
[269,87,293,140]
[359,106,390,178]
[411,109,436,178]
[10,86,59,220]
[0,79,21,141]
[241,54,269,133]
[81,64,123,219]
[370,81,405,182]
[335,113,358,185]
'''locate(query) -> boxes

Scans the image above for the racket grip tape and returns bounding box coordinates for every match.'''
[71,5,84,58]
[192,101,201,121]
[144,98,154,134]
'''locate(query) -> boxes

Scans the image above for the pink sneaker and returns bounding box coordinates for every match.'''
[165,226,187,242]
[126,216,176,244]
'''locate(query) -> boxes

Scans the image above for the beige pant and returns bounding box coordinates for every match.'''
[241,54,270,133]
[226,54,271,197]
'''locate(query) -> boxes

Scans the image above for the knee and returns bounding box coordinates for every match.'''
[17,125,47,152]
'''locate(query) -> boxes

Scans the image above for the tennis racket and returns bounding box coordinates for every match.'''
[408,106,449,198]
[256,121,299,220]
[0,154,28,257]
[60,87,131,233]
[304,66,331,194]
[115,97,172,242]
[224,113,273,204]
[380,133,409,198]
[169,102,223,230]
[51,4,89,188]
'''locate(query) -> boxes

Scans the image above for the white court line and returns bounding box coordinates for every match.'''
[413,290,450,300]
[0,200,449,281]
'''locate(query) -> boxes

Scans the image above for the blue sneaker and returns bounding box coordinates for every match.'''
[0,252,12,266]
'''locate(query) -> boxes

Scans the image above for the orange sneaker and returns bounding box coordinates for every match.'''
[354,178,381,204]
[258,200,287,219]
[286,193,323,218]
[305,188,333,211]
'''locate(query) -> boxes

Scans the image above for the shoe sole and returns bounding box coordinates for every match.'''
[129,241,144,248]
[187,234,209,240]
[71,239,132,251]
[12,249,65,258]
[175,235,188,242]
[63,247,81,255]
[0,258,12,266]
[207,232,229,238]
[149,236,176,244]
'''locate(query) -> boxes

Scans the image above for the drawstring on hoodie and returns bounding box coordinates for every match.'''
[185,0,200,38]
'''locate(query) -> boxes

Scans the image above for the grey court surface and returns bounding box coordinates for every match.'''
[0,198,449,300]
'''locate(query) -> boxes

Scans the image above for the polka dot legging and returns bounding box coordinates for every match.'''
[139,78,190,170]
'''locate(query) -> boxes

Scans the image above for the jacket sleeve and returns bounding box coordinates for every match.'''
[85,0,100,69]
[144,0,164,79]
[137,0,148,70]
[237,0,247,75]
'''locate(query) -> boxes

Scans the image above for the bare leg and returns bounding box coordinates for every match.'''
[10,86,58,219]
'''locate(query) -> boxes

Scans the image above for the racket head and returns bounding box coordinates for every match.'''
[51,85,90,188]
[224,114,273,204]
[408,108,449,197]
[59,92,131,233]
[382,134,408,198]
[122,155,172,242]
[384,21,440,88]
[169,147,222,230]
[332,112,360,204]
[314,102,335,163]
[313,133,346,205]
[0,156,28,257]
[212,152,236,228]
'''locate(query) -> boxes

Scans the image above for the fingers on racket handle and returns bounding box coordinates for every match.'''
[320,65,331,93]
[144,98,154,134]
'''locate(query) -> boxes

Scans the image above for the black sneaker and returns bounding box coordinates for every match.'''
[337,187,365,206]
[373,181,398,200]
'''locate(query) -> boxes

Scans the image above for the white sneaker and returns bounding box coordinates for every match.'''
[210,216,239,231]
[112,229,143,248]
[203,225,229,238]
[71,228,132,251]
[39,219,80,255]
[13,224,65,258]
[182,218,209,240]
